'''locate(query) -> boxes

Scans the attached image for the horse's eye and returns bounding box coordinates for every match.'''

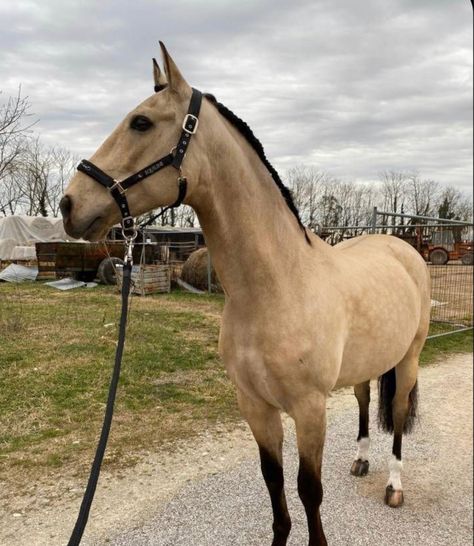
[130,115,153,132]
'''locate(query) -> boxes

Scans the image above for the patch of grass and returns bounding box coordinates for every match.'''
[0,283,236,489]
[420,324,473,365]
[0,281,471,491]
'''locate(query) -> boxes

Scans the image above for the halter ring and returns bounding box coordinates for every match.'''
[109,179,127,195]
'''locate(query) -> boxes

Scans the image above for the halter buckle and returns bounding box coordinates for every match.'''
[121,215,135,231]
[110,179,127,195]
[182,114,199,134]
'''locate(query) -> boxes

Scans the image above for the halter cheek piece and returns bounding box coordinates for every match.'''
[76,87,203,236]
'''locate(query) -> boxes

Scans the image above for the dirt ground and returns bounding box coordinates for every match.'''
[1,353,472,546]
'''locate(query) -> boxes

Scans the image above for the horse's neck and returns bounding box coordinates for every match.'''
[188,110,320,301]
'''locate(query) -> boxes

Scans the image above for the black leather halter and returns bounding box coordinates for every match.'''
[77,88,203,235]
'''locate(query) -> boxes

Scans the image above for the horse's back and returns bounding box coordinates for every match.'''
[334,234,430,292]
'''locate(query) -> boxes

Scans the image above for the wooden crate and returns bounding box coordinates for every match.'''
[117,264,171,295]
[35,242,60,280]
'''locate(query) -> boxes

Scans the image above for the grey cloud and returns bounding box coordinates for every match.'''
[0,0,471,193]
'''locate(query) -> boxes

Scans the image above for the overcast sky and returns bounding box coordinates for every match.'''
[0,0,472,193]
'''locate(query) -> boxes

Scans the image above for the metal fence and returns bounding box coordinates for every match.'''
[428,264,473,338]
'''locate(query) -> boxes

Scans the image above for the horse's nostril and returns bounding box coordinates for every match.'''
[59,195,72,220]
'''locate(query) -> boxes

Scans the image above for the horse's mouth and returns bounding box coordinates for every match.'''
[82,216,110,241]
[64,216,107,241]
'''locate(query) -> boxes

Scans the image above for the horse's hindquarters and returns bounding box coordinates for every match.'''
[334,235,430,388]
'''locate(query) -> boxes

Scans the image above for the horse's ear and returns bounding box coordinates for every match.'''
[152,58,167,91]
[159,41,190,95]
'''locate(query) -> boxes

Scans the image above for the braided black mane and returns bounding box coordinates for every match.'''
[204,93,310,244]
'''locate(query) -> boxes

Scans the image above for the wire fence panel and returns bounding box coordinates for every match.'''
[428,264,473,337]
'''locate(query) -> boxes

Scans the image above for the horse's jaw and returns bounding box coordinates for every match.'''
[63,214,110,242]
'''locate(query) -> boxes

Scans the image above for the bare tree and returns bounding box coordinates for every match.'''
[0,87,34,180]
[0,87,36,215]
[15,138,53,216]
[0,173,23,215]
[286,166,331,232]
[437,186,473,222]
[336,182,377,236]
[6,140,78,217]
[47,147,78,216]
[405,173,439,218]
[379,170,408,215]
[286,166,379,242]
[138,204,197,230]
[175,205,196,227]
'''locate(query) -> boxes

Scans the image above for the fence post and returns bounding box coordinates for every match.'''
[371,206,377,234]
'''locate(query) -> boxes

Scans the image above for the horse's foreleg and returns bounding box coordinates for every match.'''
[292,393,328,546]
[351,380,370,477]
[385,355,419,508]
[237,389,291,546]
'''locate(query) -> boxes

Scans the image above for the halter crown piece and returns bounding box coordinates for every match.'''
[77,87,203,241]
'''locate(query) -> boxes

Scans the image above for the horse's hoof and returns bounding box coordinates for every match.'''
[350,459,369,477]
[385,485,404,507]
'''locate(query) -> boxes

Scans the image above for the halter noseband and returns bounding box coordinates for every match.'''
[77,87,203,235]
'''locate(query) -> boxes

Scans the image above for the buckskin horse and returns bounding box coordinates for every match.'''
[60,43,430,545]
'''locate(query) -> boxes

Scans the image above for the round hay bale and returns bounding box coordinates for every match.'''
[180,248,222,292]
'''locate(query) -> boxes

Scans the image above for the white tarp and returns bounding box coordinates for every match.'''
[0,263,38,282]
[0,215,75,260]
[10,245,38,260]
[45,278,97,290]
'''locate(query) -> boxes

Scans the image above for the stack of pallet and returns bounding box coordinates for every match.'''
[35,242,59,280]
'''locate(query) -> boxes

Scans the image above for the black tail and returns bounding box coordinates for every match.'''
[377,368,418,434]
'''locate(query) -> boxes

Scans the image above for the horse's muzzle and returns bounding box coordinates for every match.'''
[59,195,72,222]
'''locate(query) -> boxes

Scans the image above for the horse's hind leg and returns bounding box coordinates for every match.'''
[237,389,291,546]
[379,344,420,508]
[350,380,370,477]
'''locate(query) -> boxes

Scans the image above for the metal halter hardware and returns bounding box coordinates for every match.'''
[76,88,203,258]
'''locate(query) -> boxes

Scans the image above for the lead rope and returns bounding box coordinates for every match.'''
[67,235,135,546]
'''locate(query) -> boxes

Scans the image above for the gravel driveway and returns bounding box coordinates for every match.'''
[3,354,472,546]
[96,353,472,546]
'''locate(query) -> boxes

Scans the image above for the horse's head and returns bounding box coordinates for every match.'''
[60,43,202,241]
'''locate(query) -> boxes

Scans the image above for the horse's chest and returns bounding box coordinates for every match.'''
[218,320,338,407]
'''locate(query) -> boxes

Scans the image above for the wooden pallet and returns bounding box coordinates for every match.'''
[117,264,171,295]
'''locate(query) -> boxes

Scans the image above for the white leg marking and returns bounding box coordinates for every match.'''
[387,455,403,490]
[355,437,370,461]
